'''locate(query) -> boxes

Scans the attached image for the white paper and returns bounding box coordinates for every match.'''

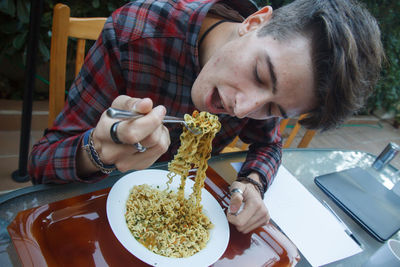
[231,162,363,266]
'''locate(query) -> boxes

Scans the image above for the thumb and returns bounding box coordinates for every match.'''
[229,193,244,214]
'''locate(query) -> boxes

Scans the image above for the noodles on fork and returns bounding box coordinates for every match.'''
[125,111,221,257]
[167,111,221,205]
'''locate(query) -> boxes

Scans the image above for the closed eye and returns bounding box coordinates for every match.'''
[254,62,263,85]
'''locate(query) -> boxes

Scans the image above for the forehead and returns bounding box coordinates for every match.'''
[259,33,316,116]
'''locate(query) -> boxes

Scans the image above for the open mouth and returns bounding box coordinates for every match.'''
[209,88,226,113]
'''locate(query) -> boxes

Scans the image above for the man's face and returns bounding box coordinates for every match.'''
[191,30,316,120]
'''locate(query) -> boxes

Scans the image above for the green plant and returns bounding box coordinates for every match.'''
[0,0,130,99]
[255,0,292,8]
[363,1,400,122]
[0,0,51,62]
[0,0,132,63]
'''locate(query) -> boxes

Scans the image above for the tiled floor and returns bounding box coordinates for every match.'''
[292,117,400,169]
[0,100,47,194]
[1,99,399,194]
[0,130,43,193]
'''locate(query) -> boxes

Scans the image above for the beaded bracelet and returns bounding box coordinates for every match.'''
[82,129,116,174]
[236,176,265,199]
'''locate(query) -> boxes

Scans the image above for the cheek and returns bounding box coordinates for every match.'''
[231,62,245,78]
[216,45,243,68]
[219,55,248,83]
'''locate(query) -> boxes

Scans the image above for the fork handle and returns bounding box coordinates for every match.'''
[106,108,183,123]
[106,108,141,119]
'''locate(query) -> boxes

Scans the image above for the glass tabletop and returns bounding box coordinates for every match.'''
[1,148,399,266]
[209,148,400,267]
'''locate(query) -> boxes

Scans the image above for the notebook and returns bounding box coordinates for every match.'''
[314,167,400,242]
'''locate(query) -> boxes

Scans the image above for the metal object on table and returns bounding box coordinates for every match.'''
[106,107,202,135]
[322,200,362,247]
[372,142,400,171]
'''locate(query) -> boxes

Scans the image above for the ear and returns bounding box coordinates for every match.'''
[239,6,273,36]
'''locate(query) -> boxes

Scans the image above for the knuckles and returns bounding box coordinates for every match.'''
[235,220,247,230]
[125,134,141,145]
[253,200,264,210]
[111,95,132,110]
[156,140,169,154]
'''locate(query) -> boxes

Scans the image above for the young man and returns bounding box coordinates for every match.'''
[29,0,384,233]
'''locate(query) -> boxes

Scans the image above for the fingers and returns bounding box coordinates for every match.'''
[111,95,153,114]
[116,105,166,145]
[132,98,153,114]
[102,95,167,146]
[227,181,270,234]
[98,123,169,164]
[237,200,270,233]
[115,125,170,172]
[229,186,244,214]
[89,96,170,172]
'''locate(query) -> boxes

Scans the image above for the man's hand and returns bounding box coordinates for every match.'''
[77,95,170,176]
[227,179,270,233]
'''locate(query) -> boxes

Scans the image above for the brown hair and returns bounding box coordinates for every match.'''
[257,0,385,130]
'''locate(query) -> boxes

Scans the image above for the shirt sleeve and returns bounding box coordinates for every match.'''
[237,118,282,192]
[29,14,125,184]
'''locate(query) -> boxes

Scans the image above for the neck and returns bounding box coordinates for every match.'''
[198,15,238,67]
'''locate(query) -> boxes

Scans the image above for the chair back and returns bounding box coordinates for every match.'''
[48,3,106,127]
[221,136,249,153]
[280,114,317,148]
[221,114,317,153]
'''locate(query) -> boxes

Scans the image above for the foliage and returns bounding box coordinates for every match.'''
[0,0,130,63]
[0,0,130,99]
[361,1,400,122]
[255,0,291,8]
[0,0,399,122]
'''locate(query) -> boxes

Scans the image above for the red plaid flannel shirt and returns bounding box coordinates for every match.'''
[29,0,282,189]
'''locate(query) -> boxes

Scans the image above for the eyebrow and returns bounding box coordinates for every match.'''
[265,53,288,119]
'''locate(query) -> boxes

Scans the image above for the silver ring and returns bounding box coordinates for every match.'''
[230,188,243,195]
[134,142,147,153]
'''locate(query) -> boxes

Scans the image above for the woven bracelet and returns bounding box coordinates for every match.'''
[82,129,116,174]
[236,176,265,199]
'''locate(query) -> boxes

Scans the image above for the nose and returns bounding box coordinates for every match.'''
[234,94,267,119]
[234,99,253,119]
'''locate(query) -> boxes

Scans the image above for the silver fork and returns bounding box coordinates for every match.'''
[106,107,202,135]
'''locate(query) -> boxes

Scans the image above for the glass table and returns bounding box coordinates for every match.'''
[1,148,399,266]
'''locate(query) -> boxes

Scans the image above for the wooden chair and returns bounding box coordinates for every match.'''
[221,136,249,153]
[221,114,317,152]
[280,114,317,148]
[48,3,107,127]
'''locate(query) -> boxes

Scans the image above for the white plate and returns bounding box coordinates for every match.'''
[106,169,230,267]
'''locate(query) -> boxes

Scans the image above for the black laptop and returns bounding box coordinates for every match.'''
[315,167,400,242]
